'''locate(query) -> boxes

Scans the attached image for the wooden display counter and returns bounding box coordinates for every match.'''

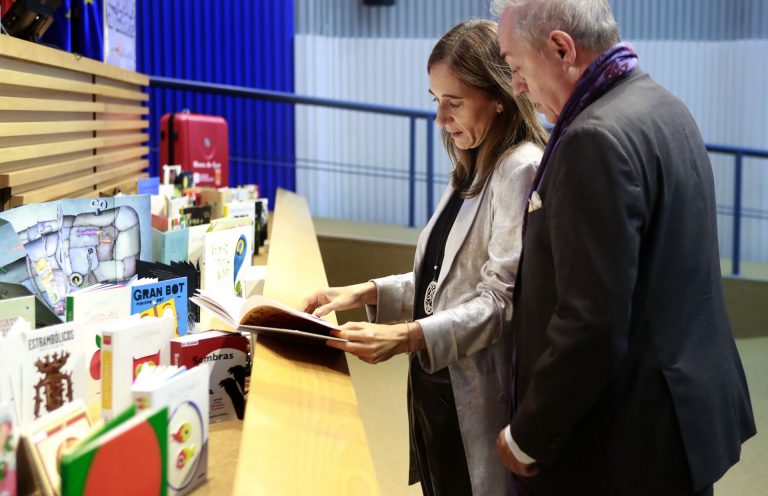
[198,189,379,495]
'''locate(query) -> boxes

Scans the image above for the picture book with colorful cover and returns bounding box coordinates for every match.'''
[0,196,151,318]
[137,260,200,326]
[190,289,344,343]
[132,365,209,495]
[59,404,168,496]
[21,399,92,496]
[0,401,18,496]
[130,277,190,337]
[101,315,174,420]
[201,224,253,296]
[21,322,86,426]
[170,330,248,422]
[65,284,132,408]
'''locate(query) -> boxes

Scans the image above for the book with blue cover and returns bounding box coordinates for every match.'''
[130,277,190,337]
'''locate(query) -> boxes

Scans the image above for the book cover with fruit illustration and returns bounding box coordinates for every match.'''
[101,316,174,420]
[65,285,131,409]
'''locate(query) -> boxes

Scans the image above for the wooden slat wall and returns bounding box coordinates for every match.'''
[0,36,149,210]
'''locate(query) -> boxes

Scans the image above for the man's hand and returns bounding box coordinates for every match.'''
[496,429,540,477]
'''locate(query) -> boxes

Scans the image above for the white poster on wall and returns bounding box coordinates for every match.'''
[105,0,136,71]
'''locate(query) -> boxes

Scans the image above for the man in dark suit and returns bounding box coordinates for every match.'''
[491,1,756,494]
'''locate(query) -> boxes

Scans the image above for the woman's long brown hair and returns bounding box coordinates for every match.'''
[428,19,548,197]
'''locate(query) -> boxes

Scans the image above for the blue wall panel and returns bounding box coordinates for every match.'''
[136,0,295,204]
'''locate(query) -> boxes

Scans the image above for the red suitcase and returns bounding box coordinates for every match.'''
[159,111,229,187]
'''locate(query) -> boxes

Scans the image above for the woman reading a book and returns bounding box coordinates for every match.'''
[302,19,546,496]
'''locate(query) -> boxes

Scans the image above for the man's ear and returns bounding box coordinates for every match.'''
[548,30,576,66]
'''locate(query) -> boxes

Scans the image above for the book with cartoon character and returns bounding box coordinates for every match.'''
[0,196,151,319]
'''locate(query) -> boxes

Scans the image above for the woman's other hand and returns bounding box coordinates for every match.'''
[326,321,424,364]
[301,281,378,317]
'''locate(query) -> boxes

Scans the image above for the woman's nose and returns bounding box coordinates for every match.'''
[434,107,449,128]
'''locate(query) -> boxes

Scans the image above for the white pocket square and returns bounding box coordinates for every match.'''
[528,191,543,213]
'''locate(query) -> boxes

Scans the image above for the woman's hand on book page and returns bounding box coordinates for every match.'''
[325,321,416,364]
[301,282,378,318]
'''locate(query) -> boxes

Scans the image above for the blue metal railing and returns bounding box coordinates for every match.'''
[151,76,436,228]
[149,77,767,276]
[706,144,768,276]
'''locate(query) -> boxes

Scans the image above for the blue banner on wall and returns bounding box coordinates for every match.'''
[72,0,104,60]
[136,0,296,206]
[40,0,104,61]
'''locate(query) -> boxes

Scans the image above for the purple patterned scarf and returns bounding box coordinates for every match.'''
[523,42,638,235]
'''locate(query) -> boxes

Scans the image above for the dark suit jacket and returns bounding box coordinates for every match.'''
[510,69,756,495]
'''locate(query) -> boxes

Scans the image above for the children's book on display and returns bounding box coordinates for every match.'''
[0,196,151,320]
[59,404,168,496]
[170,330,249,422]
[132,365,209,495]
[21,399,92,496]
[101,315,174,420]
[190,290,345,343]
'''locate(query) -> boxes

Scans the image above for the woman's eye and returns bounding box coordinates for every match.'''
[449,102,461,109]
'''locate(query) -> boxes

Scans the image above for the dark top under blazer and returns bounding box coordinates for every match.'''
[510,69,755,494]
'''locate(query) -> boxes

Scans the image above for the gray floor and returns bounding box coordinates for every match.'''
[349,337,768,495]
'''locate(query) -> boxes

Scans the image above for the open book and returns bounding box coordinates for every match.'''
[190,289,346,342]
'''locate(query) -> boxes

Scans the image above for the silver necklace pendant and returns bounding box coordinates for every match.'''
[424,280,437,315]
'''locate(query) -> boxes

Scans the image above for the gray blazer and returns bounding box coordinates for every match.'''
[368,142,541,495]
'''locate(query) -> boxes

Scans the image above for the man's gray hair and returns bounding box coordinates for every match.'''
[490,0,620,53]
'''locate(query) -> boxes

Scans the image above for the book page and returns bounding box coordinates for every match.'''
[239,325,346,343]
[193,289,247,327]
[239,294,336,329]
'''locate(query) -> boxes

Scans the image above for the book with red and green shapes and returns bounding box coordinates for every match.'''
[59,404,168,496]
